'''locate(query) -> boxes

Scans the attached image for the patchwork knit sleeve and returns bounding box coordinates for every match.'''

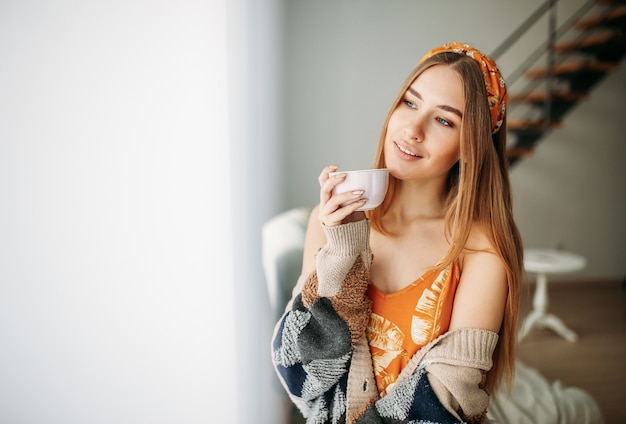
[271,219,373,422]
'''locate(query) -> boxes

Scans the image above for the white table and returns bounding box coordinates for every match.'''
[519,248,587,342]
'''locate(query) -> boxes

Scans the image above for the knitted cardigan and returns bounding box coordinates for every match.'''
[271,219,499,424]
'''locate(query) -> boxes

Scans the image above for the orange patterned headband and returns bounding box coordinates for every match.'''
[419,42,507,134]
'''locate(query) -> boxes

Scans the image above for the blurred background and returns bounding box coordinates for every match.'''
[1,0,624,423]
[278,0,626,280]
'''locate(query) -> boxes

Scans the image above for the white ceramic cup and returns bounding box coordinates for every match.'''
[329,168,389,211]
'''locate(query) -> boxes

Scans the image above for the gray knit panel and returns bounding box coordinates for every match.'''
[299,383,348,424]
[301,353,351,399]
[330,385,347,424]
[304,396,330,424]
[273,309,311,367]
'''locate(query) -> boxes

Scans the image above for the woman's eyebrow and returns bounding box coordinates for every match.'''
[407,87,463,119]
[407,87,422,101]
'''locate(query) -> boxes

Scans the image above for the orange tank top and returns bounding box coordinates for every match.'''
[366,260,460,396]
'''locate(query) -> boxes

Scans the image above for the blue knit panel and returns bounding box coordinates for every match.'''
[407,372,462,423]
[356,369,463,424]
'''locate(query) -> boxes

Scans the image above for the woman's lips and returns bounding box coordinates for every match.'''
[394,141,422,160]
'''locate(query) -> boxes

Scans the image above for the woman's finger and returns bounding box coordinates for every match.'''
[320,197,368,227]
[319,165,342,206]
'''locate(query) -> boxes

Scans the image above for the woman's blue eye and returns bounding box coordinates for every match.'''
[437,117,452,127]
[404,100,416,109]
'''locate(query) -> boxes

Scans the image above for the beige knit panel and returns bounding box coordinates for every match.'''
[426,365,489,424]
[397,328,499,385]
[346,336,378,424]
[316,219,372,298]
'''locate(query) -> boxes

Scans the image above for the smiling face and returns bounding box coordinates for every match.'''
[383,64,465,183]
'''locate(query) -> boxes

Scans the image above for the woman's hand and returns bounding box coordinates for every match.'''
[318,165,367,227]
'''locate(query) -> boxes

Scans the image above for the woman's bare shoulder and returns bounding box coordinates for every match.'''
[451,223,507,332]
[459,223,503,280]
[464,222,496,254]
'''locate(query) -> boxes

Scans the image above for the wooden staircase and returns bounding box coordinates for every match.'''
[505,0,626,165]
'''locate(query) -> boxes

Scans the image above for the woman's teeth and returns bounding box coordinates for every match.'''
[397,143,418,157]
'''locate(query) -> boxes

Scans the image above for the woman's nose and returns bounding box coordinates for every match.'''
[404,114,425,142]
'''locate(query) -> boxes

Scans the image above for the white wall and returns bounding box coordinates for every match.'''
[280,0,625,281]
[0,1,241,422]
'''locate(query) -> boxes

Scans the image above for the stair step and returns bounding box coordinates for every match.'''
[509,92,589,103]
[575,4,626,30]
[507,119,562,130]
[555,31,626,53]
[525,60,619,79]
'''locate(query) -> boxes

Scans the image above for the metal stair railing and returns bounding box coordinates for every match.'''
[489,0,599,152]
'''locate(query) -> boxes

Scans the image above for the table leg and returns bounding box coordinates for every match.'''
[533,273,548,314]
[518,308,542,341]
[518,272,578,342]
[541,313,578,342]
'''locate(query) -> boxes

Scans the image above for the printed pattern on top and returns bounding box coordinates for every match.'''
[366,261,460,396]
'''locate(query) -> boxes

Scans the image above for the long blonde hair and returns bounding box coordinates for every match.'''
[367,52,524,394]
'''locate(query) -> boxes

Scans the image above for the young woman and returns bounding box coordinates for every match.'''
[272,42,524,424]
